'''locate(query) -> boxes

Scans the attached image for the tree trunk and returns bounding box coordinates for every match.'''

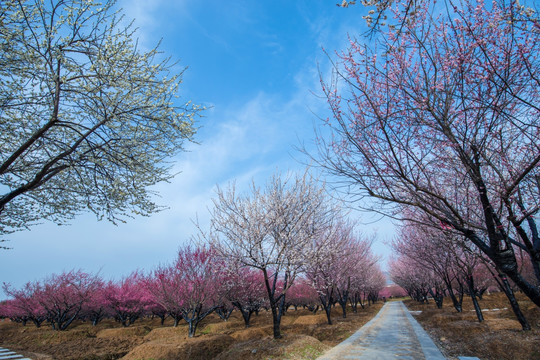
[188,320,197,338]
[324,304,332,325]
[270,304,282,339]
[444,279,462,313]
[428,288,444,309]
[497,251,540,308]
[338,299,348,318]
[467,276,483,322]
[233,302,253,328]
[499,274,531,330]
[467,178,540,308]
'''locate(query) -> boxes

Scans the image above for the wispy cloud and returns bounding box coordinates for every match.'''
[0,2,393,293]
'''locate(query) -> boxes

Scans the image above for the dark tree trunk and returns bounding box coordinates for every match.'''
[337,295,348,318]
[428,288,444,309]
[464,174,540,308]
[188,320,197,338]
[318,290,334,325]
[232,302,255,328]
[270,304,282,338]
[349,293,359,313]
[498,274,531,330]
[215,306,234,321]
[182,305,216,337]
[443,277,463,313]
[466,275,484,322]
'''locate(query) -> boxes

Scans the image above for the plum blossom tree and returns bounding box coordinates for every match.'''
[304,228,343,325]
[145,245,220,337]
[393,220,465,312]
[208,171,340,338]
[394,212,531,328]
[364,265,387,304]
[145,265,185,328]
[305,222,363,323]
[104,272,150,327]
[0,0,200,243]
[218,260,266,328]
[378,285,407,299]
[1,281,46,327]
[334,235,375,318]
[80,283,110,326]
[148,302,168,326]
[304,219,379,323]
[316,0,540,308]
[286,278,319,313]
[35,270,101,331]
[389,256,435,303]
[0,300,27,324]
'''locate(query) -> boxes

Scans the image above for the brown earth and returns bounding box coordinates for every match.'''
[0,304,382,360]
[404,292,540,360]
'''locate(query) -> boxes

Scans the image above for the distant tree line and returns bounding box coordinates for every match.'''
[1,172,385,338]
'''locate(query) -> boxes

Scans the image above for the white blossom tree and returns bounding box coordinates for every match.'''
[0,0,200,243]
[208,171,340,339]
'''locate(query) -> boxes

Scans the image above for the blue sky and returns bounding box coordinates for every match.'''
[0,1,395,292]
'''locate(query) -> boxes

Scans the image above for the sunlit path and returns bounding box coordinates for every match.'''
[317,301,446,360]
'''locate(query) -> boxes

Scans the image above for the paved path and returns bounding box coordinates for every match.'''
[0,347,31,360]
[317,301,446,360]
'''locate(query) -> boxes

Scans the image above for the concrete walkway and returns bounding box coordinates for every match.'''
[317,301,446,360]
[0,347,31,360]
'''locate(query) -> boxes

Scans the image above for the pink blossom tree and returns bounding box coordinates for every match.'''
[104,272,150,327]
[304,234,340,324]
[394,212,530,327]
[286,277,319,313]
[2,281,46,327]
[35,270,101,331]
[378,285,407,299]
[363,264,387,305]
[218,260,266,328]
[389,256,435,303]
[145,245,220,337]
[334,235,375,318]
[315,0,540,311]
[0,299,26,324]
[304,220,377,323]
[80,283,110,326]
[393,220,465,312]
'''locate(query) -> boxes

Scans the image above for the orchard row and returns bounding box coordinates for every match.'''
[317,0,540,333]
[1,173,385,338]
[389,214,536,329]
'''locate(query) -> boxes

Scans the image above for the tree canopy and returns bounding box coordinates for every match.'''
[0,0,201,244]
[315,0,540,307]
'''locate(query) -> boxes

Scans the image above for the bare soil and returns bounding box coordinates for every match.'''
[404,292,540,360]
[0,304,382,360]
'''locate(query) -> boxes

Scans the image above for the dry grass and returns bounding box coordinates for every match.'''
[405,292,540,360]
[0,303,383,360]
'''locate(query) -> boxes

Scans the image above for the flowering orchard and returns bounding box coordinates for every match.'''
[316,0,540,330]
[202,171,386,339]
[1,174,385,337]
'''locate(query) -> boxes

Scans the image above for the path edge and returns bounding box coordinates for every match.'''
[400,301,446,360]
[316,302,387,360]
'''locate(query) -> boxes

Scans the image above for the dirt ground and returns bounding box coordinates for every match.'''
[404,292,540,360]
[0,303,383,360]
